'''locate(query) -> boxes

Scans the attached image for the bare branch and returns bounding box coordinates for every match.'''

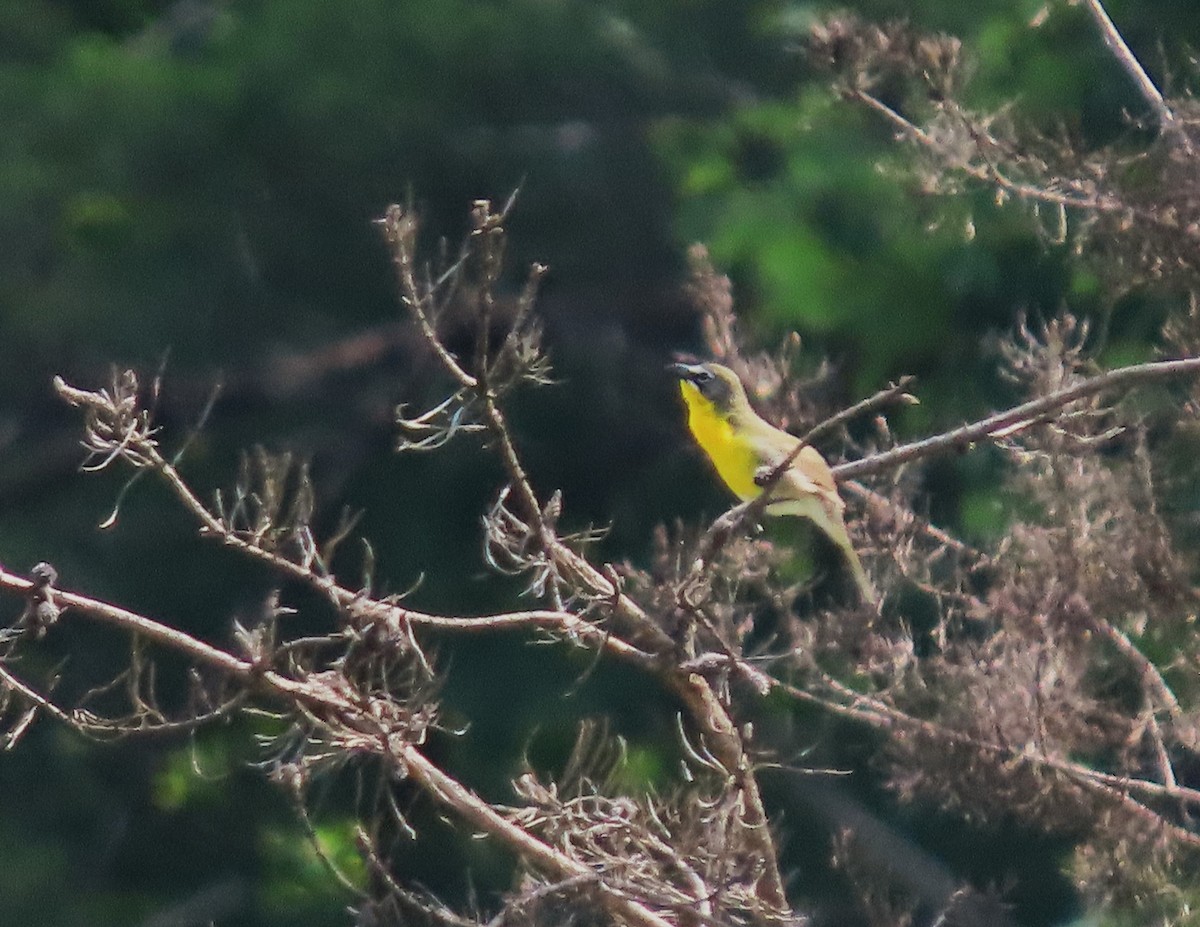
[39,179,1200,926]
[834,356,1200,479]
[847,88,1125,214]
[1081,0,1175,132]
[798,376,918,446]
[377,204,477,389]
[778,664,1200,846]
[0,567,689,927]
[53,310,794,913]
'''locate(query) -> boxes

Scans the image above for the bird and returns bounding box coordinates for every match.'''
[670,361,876,605]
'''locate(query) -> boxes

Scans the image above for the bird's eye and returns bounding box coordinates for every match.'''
[693,368,723,400]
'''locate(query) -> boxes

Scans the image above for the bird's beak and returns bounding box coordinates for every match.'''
[668,362,704,382]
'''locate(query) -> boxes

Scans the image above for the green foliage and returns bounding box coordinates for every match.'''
[655,89,975,385]
[259,818,364,921]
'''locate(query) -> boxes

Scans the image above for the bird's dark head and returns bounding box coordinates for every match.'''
[668,361,747,417]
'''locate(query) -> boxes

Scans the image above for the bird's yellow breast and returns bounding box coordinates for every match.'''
[679,382,762,502]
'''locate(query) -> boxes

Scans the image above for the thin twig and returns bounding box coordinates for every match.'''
[848,88,1126,214]
[1081,0,1175,132]
[355,829,480,927]
[0,565,250,678]
[785,666,1200,840]
[377,204,477,389]
[56,386,666,676]
[400,748,674,927]
[841,480,984,562]
[0,566,683,927]
[485,874,599,927]
[1085,608,1183,720]
[1145,713,1179,793]
[680,641,1200,841]
[406,202,790,912]
[834,356,1200,480]
[798,375,917,446]
[0,662,81,732]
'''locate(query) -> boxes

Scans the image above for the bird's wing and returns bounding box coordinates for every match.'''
[741,421,841,501]
[765,444,841,508]
[746,423,874,604]
[792,445,838,495]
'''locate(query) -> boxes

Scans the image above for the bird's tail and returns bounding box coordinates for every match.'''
[839,540,877,607]
[766,497,877,606]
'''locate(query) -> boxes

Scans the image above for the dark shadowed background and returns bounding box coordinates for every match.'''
[1,1,1195,924]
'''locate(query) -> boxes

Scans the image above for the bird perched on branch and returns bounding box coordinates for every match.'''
[670,361,875,605]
